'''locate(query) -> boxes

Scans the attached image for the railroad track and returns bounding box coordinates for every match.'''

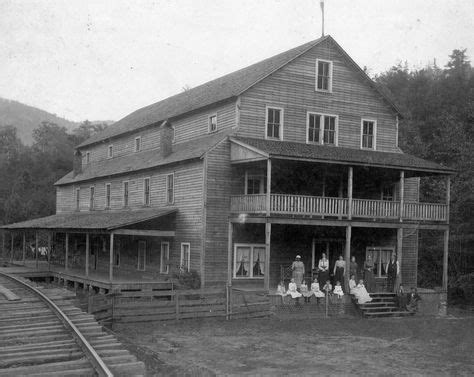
[0,272,145,376]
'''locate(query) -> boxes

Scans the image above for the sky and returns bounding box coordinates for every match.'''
[0,0,473,122]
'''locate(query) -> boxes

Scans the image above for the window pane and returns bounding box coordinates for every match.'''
[235,247,250,277]
[252,247,265,276]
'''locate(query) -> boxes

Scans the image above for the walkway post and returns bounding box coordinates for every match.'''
[85,233,90,278]
[399,171,405,222]
[264,222,271,291]
[65,233,69,271]
[397,227,403,290]
[266,158,272,216]
[227,222,233,286]
[109,233,114,282]
[442,229,449,293]
[344,225,351,292]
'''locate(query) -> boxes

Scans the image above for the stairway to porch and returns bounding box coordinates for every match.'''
[355,292,415,318]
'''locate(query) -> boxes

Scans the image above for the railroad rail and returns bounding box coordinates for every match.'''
[0,272,145,376]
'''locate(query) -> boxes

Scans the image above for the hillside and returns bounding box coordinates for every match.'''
[0,97,79,145]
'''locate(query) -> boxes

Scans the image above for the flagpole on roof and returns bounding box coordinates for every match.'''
[320,0,325,37]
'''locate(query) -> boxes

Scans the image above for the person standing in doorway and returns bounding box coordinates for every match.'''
[333,255,346,290]
[318,253,330,290]
[364,254,376,292]
[386,252,399,292]
[291,255,305,289]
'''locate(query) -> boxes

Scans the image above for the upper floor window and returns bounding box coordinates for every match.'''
[134,137,141,152]
[123,181,129,207]
[180,243,190,272]
[143,177,150,206]
[107,145,113,158]
[316,59,333,92]
[266,107,283,140]
[361,119,377,150]
[381,185,394,201]
[245,173,266,195]
[208,114,217,133]
[86,152,90,164]
[106,183,111,208]
[89,186,95,210]
[75,188,80,210]
[307,113,338,146]
[166,173,174,204]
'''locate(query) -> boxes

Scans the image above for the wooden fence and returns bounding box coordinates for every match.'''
[86,286,271,324]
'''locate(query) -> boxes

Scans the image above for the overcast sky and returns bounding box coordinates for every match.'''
[1,0,473,122]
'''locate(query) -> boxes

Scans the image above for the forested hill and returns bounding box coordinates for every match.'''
[0,97,79,145]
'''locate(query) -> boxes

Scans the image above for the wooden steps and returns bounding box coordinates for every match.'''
[354,292,415,318]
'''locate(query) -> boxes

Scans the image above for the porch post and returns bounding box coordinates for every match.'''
[344,225,351,292]
[65,233,69,271]
[399,170,405,221]
[22,232,26,266]
[227,222,233,286]
[1,230,5,261]
[264,222,271,291]
[47,232,52,271]
[109,233,114,282]
[266,158,272,216]
[347,167,353,220]
[35,231,39,269]
[445,176,451,223]
[10,231,14,263]
[397,227,403,287]
[442,229,449,292]
[85,233,90,277]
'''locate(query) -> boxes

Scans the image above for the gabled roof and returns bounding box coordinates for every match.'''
[231,137,455,175]
[56,128,234,186]
[0,207,177,231]
[78,35,400,148]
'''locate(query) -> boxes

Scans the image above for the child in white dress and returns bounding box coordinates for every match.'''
[353,279,372,304]
[311,278,325,304]
[323,280,332,295]
[287,279,302,299]
[276,281,287,296]
[301,280,312,303]
[349,275,357,294]
[333,281,344,298]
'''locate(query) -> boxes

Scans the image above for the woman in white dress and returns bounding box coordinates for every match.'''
[353,280,372,304]
[349,275,357,294]
[287,279,302,299]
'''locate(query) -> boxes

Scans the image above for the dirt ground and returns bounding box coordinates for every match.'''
[115,313,474,376]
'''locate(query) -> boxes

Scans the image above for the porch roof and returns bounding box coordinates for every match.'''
[230,137,455,175]
[0,208,177,231]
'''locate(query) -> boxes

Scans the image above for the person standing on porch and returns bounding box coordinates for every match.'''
[364,255,376,292]
[291,255,305,289]
[386,253,400,292]
[318,253,330,290]
[333,255,345,290]
[349,256,358,281]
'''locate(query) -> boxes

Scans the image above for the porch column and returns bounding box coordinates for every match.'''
[347,167,353,220]
[397,227,403,287]
[227,222,233,286]
[35,232,39,269]
[442,229,449,292]
[109,233,114,282]
[2,231,5,260]
[22,232,26,266]
[10,232,14,263]
[47,232,52,271]
[85,233,90,277]
[266,159,272,216]
[65,233,69,271]
[344,225,351,292]
[338,175,344,219]
[445,176,451,223]
[264,222,271,291]
[399,171,405,221]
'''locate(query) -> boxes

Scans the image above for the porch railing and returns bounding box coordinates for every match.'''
[230,194,448,222]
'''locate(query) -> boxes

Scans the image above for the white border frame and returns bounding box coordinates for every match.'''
[315,58,333,93]
[264,106,284,141]
[160,241,170,274]
[166,173,175,205]
[208,113,218,133]
[134,136,141,152]
[306,111,339,146]
[233,243,266,279]
[143,177,151,206]
[180,242,191,272]
[122,180,129,207]
[360,118,377,150]
[137,240,146,271]
[105,183,111,209]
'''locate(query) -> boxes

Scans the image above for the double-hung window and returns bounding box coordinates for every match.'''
[208,114,217,133]
[134,137,141,152]
[180,243,190,272]
[75,188,80,210]
[123,181,129,207]
[166,174,174,204]
[234,244,266,278]
[266,107,283,140]
[107,145,113,158]
[361,119,377,150]
[105,183,111,208]
[89,186,95,210]
[316,59,333,92]
[143,177,150,206]
[307,113,338,145]
[366,247,395,278]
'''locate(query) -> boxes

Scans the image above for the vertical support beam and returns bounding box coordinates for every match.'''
[1,230,5,261]
[109,233,114,282]
[399,170,405,221]
[35,232,39,269]
[85,233,90,278]
[397,227,403,286]
[266,158,272,216]
[264,222,271,291]
[338,175,344,220]
[311,237,316,270]
[445,176,451,223]
[442,229,449,292]
[47,232,52,271]
[347,167,353,220]
[65,233,69,271]
[227,222,233,286]
[22,232,26,266]
[344,225,351,292]
[10,232,14,263]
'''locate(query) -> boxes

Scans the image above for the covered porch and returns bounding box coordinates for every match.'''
[0,208,177,293]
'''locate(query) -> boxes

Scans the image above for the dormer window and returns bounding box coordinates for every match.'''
[208,114,217,133]
[107,145,113,158]
[134,137,141,152]
[361,119,377,150]
[265,107,283,140]
[315,59,333,92]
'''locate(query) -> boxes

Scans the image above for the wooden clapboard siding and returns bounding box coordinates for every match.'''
[401,230,419,288]
[56,186,75,213]
[404,177,420,202]
[237,38,399,152]
[203,139,233,285]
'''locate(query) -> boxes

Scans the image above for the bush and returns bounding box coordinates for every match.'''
[172,267,201,289]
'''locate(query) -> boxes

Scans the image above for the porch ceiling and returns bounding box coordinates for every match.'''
[230,137,455,175]
[0,208,177,232]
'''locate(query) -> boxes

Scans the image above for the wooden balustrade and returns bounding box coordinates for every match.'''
[230,194,448,222]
